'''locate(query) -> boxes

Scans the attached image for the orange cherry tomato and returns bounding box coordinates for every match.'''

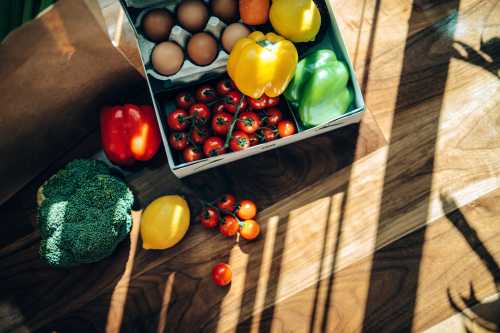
[237,199,257,220]
[212,263,232,286]
[219,215,239,237]
[239,220,260,240]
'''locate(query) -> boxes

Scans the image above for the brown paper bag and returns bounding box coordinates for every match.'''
[0,0,144,204]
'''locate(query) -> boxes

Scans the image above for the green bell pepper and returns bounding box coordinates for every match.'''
[284,49,354,128]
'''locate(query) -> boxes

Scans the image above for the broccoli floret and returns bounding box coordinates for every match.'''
[37,159,133,267]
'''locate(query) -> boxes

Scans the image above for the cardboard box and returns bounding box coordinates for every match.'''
[119,0,365,178]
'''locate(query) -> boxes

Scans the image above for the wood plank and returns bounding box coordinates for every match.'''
[236,188,500,332]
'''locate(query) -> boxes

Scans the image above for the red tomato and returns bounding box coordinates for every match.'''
[183,145,203,162]
[237,111,260,134]
[260,128,278,142]
[239,220,260,240]
[216,78,235,95]
[217,194,236,211]
[198,207,219,229]
[212,101,226,114]
[248,133,259,146]
[211,112,233,136]
[229,131,250,152]
[167,108,189,131]
[176,91,195,109]
[224,91,247,113]
[203,137,226,157]
[266,95,280,107]
[219,215,239,237]
[212,263,232,286]
[169,132,188,151]
[263,108,282,126]
[237,199,257,220]
[278,120,296,137]
[189,103,211,126]
[191,126,210,144]
[248,95,268,110]
[195,84,217,102]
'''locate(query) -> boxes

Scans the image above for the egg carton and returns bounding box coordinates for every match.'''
[132,1,231,92]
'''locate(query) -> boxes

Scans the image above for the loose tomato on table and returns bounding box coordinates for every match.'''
[262,107,282,126]
[212,263,232,286]
[237,111,260,134]
[167,108,189,131]
[198,207,219,229]
[195,84,217,102]
[217,194,236,212]
[100,104,161,166]
[189,103,211,125]
[216,78,235,95]
[237,199,257,220]
[183,145,203,162]
[266,95,280,108]
[211,112,233,136]
[191,126,210,144]
[203,137,226,157]
[239,219,260,240]
[229,131,250,152]
[176,91,195,109]
[278,120,296,137]
[212,101,226,114]
[169,132,188,151]
[248,95,268,110]
[219,215,239,237]
[224,91,247,113]
[260,127,278,142]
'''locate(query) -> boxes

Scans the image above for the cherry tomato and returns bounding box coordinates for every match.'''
[237,111,260,134]
[217,194,236,211]
[212,263,232,286]
[229,131,250,152]
[237,199,257,220]
[248,95,268,110]
[219,215,239,237]
[239,220,260,240]
[224,91,247,113]
[167,108,189,131]
[189,103,211,126]
[198,207,219,229]
[191,126,210,144]
[195,84,217,103]
[203,137,226,157]
[248,133,259,146]
[262,108,282,126]
[183,145,203,162]
[212,101,226,114]
[169,132,188,151]
[266,95,280,108]
[216,78,235,95]
[211,112,233,136]
[260,128,278,142]
[278,120,296,137]
[176,91,195,109]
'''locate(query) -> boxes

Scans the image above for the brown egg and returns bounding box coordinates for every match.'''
[211,0,239,23]
[142,9,174,42]
[151,42,184,76]
[187,32,218,66]
[177,0,209,32]
[221,23,250,52]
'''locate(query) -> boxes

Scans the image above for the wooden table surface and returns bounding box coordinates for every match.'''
[1,0,499,332]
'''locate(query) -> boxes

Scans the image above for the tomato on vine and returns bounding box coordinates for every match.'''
[191,126,209,144]
[189,103,211,125]
[216,78,235,95]
[278,120,296,137]
[198,207,219,229]
[262,108,282,126]
[229,131,250,152]
[211,112,233,136]
[224,91,247,113]
[237,111,260,134]
[248,95,268,110]
[169,132,188,151]
[183,145,203,162]
[260,128,278,142]
[266,95,280,107]
[167,108,189,131]
[239,220,260,240]
[237,199,257,220]
[217,194,236,212]
[212,101,226,114]
[195,84,217,102]
[176,91,195,109]
[219,215,239,237]
[248,133,259,146]
[203,137,226,157]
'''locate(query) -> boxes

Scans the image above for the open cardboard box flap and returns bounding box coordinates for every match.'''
[0,0,145,205]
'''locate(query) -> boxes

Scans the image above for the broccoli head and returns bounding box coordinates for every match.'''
[37,159,134,267]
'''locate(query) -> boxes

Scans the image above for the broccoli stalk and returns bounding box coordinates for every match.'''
[37,159,134,267]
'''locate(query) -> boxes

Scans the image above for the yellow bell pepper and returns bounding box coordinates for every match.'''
[227,31,298,99]
[269,0,321,43]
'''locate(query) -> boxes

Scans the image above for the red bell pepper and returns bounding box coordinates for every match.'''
[100,104,161,166]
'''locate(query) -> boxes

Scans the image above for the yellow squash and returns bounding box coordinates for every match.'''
[140,195,190,250]
[269,0,321,43]
[227,31,298,99]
